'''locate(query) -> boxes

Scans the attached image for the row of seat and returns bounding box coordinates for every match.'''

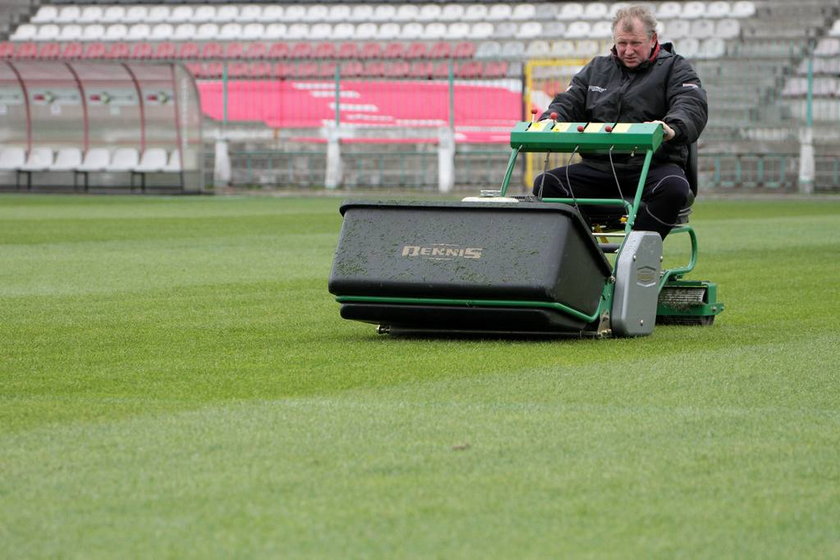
[184,59,512,80]
[1,40,481,60]
[9,17,743,43]
[0,146,181,191]
[29,1,757,25]
[1,35,733,64]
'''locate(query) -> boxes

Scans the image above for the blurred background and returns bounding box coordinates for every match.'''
[1,0,839,194]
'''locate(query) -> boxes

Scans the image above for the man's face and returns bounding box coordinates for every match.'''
[614,18,657,68]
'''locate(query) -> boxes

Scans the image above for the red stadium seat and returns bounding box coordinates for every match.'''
[245,42,267,59]
[295,62,319,78]
[432,62,451,78]
[200,42,224,59]
[361,61,386,77]
[16,42,39,58]
[202,62,224,78]
[131,42,154,59]
[409,61,435,78]
[62,42,84,58]
[453,42,477,58]
[178,42,200,59]
[428,42,452,59]
[337,42,359,59]
[383,60,411,77]
[37,43,62,59]
[225,42,245,59]
[0,41,15,58]
[340,60,364,77]
[267,42,289,59]
[404,42,428,59]
[248,62,272,78]
[272,63,295,78]
[184,63,202,77]
[482,61,509,79]
[317,61,338,78]
[153,42,177,59]
[383,42,406,59]
[83,42,106,59]
[227,62,250,78]
[290,43,313,59]
[456,61,483,79]
[359,42,383,59]
[105,43,130,59]
[314,43,336,59]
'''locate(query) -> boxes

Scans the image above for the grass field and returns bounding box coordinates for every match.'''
[1,193,838,558]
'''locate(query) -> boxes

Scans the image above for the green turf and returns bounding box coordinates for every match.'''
[1,193,838,558]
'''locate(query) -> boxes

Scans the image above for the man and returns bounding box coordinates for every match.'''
[533,5,708,238]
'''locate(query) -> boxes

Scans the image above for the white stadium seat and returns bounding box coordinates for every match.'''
[488,4,513,21]
[583,2,609,20]
[10,24,36,41]
[76,148,110,172]
[36,24,61,41]
[219,23,243,40]
[682,1,706,19]
[20,147,53,172]
[215,5,240,22]
[565,21,592,39]
[101,6,127,23]
[706,1,731,18]
[104,24,128,41]
[106,148,140,172]
[469,22,495,40]
[441,4,466,21]
[512,3,538,20]
[78,6,103,24]
[731,1,756,17]
[241,23,265,40]
[372,5,397,22]
[237,5,263,22]
[50,148,83,171]
[394,4,419,21]
[150,23,175,41]
[464,4,489,21]
[716,19,741,39]
[169,6,194,23]
[0,147,26,170]
[419,4,442,20]
[31,6,58,23]
[134,148,168,173]
[164,151,182,173]
[58,24,83,41]
[173,23,197,41]
[146,6,171,23]
[690,19,716,39]
[261,5,284,21]
[557,3,584,21]
[124,6,148,22]
[657,2,683,20]
[192,5,216,22]
[56,6,81,23]
[127,23,151,41]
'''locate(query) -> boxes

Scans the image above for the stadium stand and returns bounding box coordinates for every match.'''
[3,0,840,191]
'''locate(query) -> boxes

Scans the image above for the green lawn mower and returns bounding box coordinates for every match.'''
[329,120,724,337]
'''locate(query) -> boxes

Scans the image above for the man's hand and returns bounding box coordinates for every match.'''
[647,120,676,141]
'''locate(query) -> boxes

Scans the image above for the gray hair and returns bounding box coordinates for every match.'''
[612,5,658,38]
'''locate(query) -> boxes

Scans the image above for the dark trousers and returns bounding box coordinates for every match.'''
[533,161,691,238]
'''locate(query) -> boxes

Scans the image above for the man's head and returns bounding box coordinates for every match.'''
[612,5,659,68]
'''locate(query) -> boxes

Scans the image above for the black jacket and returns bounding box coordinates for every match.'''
[539,42,708,168]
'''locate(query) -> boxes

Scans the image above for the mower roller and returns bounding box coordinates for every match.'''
[328,120,724,337]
